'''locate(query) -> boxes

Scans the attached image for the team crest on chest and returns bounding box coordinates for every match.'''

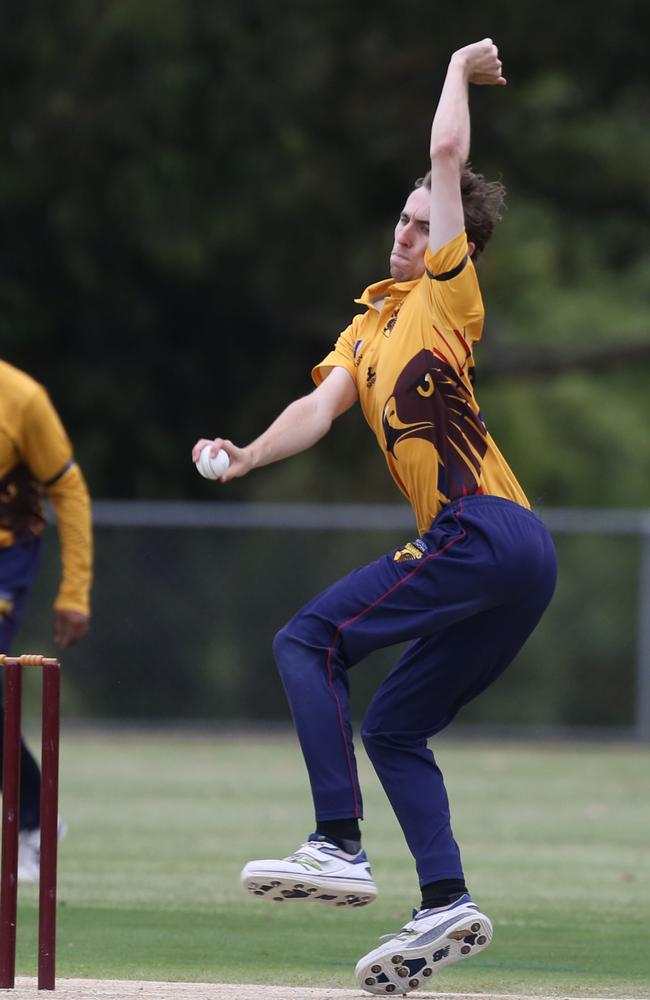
[366,367,377,388]
[383,301,403,338]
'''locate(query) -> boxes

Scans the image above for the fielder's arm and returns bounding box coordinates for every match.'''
[192,366,358,482]
[47,463,93,647]
[20,384,92,648]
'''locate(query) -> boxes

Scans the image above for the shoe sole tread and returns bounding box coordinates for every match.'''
[356,912,492,994]
[241,872,377,907]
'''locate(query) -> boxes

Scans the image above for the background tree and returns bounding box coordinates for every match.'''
[0,0,648,507]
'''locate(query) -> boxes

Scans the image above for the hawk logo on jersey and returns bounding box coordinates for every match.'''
[366,367,376,388]
[382,349,488,499]
[382,302,403,338]
[0,464,46,541]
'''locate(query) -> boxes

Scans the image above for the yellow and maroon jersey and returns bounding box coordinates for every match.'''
[0,360,92,614]
[312,231,529,535]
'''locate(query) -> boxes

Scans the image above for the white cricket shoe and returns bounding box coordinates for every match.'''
[355,893,492,995]
[240,835,377,908]
[17,818,67,883]
[17,828,40,883]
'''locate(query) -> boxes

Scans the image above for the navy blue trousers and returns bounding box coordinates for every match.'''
[0,539,43,829]
[273,496,557,886]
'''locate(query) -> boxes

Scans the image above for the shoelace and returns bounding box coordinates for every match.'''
[378,913,420,943]
[378,927,419,943]
[287,843,312,858]
[378,906,443,943]
[286,846,324,869]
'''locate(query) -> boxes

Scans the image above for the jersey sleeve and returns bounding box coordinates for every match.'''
[422,231,485,343]
[311,316,363,386]
[18,385,92,613]
[47,463,93,615]
[19,386,74,483]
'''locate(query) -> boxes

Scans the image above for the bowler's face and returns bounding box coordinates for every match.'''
[389,187,430,282]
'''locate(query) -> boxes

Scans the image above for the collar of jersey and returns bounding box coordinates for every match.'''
[355,275,419,310]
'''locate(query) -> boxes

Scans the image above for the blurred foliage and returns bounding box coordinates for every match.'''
[0,1,649,508]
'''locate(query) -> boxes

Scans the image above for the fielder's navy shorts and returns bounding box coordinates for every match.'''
[0,539,42,652]
[273,495,557,886]
[0,538,43,830]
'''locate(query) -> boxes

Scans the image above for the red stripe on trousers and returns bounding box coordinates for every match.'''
[325,500,467,818]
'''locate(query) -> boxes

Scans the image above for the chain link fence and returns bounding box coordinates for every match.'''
[16,502,650,739]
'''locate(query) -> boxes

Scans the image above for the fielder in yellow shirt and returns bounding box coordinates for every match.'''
[193,39,556,995]
[0,359,93,880]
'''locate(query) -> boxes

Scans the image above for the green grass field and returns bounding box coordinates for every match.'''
[13,728,650,995]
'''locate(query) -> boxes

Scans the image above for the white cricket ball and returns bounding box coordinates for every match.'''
[196,445,230,480]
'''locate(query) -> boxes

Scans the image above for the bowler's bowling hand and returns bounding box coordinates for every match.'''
[452,39,506,87]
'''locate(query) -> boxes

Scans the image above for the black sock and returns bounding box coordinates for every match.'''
[315,819,361,853]
[420,878,468,910]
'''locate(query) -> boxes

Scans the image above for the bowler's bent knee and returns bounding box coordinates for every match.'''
[272,624,301,679]
[361,723,427,759]
[272,618,329,685]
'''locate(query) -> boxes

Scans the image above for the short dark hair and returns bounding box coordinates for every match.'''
[415,166,506,260]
